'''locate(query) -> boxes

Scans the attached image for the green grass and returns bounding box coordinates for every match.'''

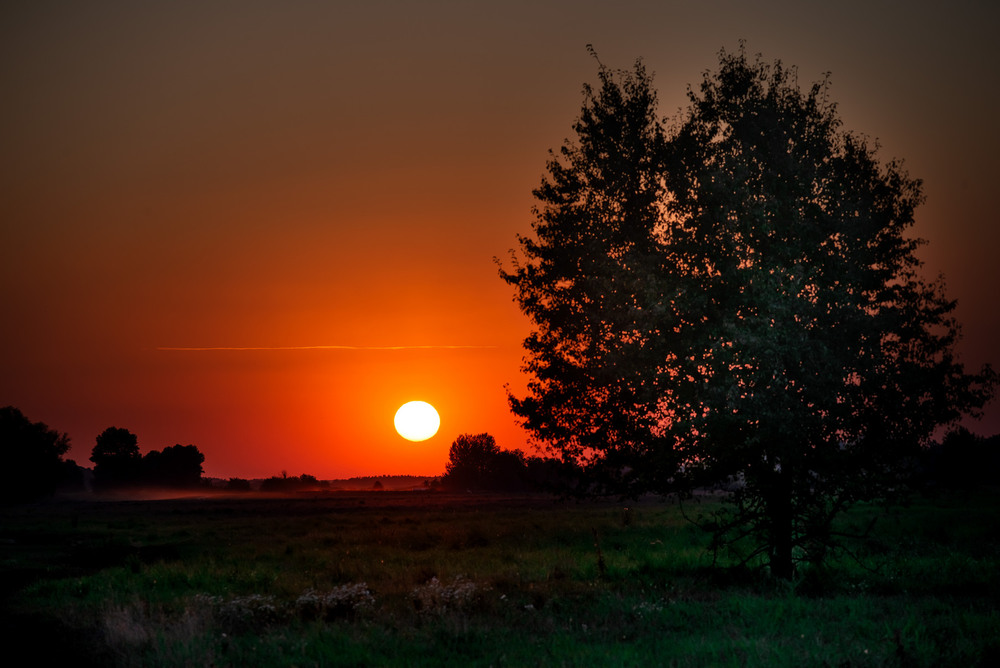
[2,490,999,666]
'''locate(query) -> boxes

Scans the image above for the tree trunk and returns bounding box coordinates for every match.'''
[767,475,795,579]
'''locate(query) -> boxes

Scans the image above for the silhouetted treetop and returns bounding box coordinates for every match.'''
[0,405,71,503]
[90,427,140,489]
[141,444,205,488]
[441,433,536,491]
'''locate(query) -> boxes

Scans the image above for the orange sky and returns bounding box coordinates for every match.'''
[2,1,998,479]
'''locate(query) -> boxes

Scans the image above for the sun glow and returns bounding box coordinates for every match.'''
[393,401,441,441]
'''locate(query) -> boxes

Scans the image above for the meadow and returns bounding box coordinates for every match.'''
[2,489,998,667]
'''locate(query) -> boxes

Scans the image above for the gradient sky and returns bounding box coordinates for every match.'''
[2,1,998,479]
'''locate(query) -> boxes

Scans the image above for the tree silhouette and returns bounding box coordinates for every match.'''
[90,427,141,488]
[664,49,996,577]
[0,406,71,502]
[442,433,501,489]
[259,473,328,492]
[442,433,531,491]
[500,54,672,488]
[225,477,252,492]
[503,47,997,578]
[921,427,999,490]
[141,444,205,488]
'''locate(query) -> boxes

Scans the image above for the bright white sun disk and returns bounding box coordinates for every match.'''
[394,401,440,441]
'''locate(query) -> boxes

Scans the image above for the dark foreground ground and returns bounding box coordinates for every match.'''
[2,489,998,666]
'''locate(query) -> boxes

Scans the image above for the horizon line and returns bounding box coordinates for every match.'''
[156,344,499,351]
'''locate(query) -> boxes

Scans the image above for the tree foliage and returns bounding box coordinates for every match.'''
[259,472,329,493]
[225,477,252,492]
[442,433,528,491]
[141,444,205,488]
[90,426,141,489]
[91,427,205,489]
[664,50,997,576]
[501,54,678,490]
[0,405,71,502]
[502,47,997,578]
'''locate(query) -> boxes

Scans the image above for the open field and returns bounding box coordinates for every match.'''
[2,489,998,667]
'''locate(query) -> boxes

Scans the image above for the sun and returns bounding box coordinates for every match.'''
[393,401,440,441]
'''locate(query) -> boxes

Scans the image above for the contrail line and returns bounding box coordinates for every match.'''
[156,345,498,351]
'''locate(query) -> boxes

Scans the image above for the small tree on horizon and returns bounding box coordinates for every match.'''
[443,433,501,490]
[441,433,530,491]
[141,444,205,488]
[90,426,141,489]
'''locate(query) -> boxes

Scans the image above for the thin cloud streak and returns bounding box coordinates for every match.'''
[157,345,499,351]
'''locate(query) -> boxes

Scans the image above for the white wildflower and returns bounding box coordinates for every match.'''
[411,576,481,613]
[296,583,374,620]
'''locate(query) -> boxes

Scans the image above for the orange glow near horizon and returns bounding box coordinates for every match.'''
[95,344,531,480]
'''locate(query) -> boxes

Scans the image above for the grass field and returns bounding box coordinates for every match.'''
[2,489,998,666]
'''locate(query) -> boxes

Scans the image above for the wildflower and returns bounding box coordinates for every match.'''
[296,583,375,620]
[411,576,481,614]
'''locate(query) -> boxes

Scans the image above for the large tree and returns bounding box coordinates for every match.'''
[503,48,996,578]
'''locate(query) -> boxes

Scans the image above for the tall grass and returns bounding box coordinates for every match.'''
[2,491,998,666]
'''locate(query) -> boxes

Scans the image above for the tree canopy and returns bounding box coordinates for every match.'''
[501,53,677,490]
[441,433,530,491]
[0,405,71,502]
[502,47,996,578]
[141,444,205,488]
[91,427,205,489]
[90,427,141,488]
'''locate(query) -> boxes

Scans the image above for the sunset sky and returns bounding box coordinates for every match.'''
[2,1,997,479]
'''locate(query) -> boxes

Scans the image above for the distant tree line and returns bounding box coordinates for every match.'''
[3,404,996,504]
[0,406,206,502]
[89,426,204,490]
[346,475,430,490]
[219,475,434,493]
[258,472,330,493]
[224,477,253,492]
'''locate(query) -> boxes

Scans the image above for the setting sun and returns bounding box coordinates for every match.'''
[393,401,441,442]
